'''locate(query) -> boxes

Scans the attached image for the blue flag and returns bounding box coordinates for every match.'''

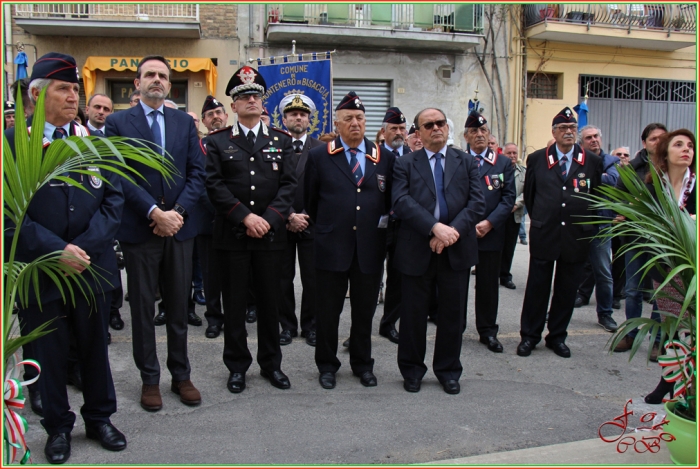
[258,58,333,138]
[573,100,589,127]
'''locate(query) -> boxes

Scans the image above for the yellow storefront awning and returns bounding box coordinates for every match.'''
[82,56,218,99]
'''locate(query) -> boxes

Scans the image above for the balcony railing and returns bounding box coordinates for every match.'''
[266,4,483,33]
[14,4,199,22]
[524,3,695,33]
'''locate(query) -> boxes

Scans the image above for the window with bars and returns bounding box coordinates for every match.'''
[580,75,696,103]
[527,72,561,99]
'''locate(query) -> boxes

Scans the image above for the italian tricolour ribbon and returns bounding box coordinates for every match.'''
[658,329,695,399]
[4,351,41,464]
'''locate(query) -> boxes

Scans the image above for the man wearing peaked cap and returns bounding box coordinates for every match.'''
[4,100,15,129]
[406,122,423,152]
[376,106,410,345]
[277,93,324,347]
[5,51,126,463]
[462,110,516,355]
[304,91,395,389]
[517,107,603,359]
[204,65,297,394]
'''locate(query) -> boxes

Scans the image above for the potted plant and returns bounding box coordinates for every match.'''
[3,88,175,464]
[585,164,696,464]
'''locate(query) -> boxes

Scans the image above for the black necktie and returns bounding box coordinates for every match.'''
[560,154,568,180]
[52,127,67,141]
[92,128,104,137]
[433,152,448,224]
[247,130,256,147]
[150,110,163,155]
[294,140,303,153]
[392,149,399,157]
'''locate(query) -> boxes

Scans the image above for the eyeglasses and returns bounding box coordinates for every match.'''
[420,120,447,130]
[554,125,578,132]
[614,152,630,157]
[234,93,263,102]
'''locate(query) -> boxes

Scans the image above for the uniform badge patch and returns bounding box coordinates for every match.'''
[272,162,279,171]
[579,179,587,187]
[377,174,386,192]
[87,166,102,189]
[578,173,586,178]
[492,177,501,189]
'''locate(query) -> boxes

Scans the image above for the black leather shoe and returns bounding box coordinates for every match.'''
[319,371,336,389]
[301,330,316,346]
[205,324,221,339]
[442,380,460,394]
[45,433,71,464]
[517,340,536,356]
[612,298,621,310]
[245,306,257,323]
[342,337,350,348]
[260,369,290,389]
[353,370,377,387]
[109,313,124,330]
[187,311,202,326]
[29,388,43,417]
[574,295,589,308]
[66,366,83,391]
[597,314,618,333]
[500,280,516,290]
[279,330,297,346]
[403,378,421,393]
[379,327,399,344]
[107,331,111,345]
[153,310,166,326]
[480,336,504,353]
[193,289,206,306]
[227,372,246,393]
[85,423,127,451]
[546,341,571,358]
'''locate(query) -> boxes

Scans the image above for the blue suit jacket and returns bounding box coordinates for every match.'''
[105,105,205,243]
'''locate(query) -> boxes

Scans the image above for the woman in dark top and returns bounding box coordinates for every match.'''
[643,128,696,403]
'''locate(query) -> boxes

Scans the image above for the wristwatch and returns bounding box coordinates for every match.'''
[173,203,188,218]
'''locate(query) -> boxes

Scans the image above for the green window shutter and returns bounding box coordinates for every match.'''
[454,4,474,31]
[371,4,392,26]
[282,4,306,22]
[413,3,434,29]
[327,3,351,24]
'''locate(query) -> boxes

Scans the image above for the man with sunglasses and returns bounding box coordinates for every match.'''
[612,147,631,166]
[205,66,296,394]
[462,111,515,353]
[517,108,603,359]
[392,108,485,394]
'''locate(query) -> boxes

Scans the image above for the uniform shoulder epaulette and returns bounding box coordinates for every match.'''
[269,126,292,138]
[328,140,344,154]
[366,142,380,164]
[209,126,232,136]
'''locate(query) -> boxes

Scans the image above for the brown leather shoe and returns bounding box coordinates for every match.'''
[140,384,162,412]
[171,380,201,406]
[613,335,634,352]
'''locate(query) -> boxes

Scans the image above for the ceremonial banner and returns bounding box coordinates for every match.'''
[258,55,333,138]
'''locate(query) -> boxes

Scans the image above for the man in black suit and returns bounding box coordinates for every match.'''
[6,52,126,464]
[105,55,205,411]
[376,106,410,345]
[517,107,603,358]
[392,108,485,394]
[278,94,325,347]
[462,111,515,353]
[305,92,395,390]
[205,66,297,394]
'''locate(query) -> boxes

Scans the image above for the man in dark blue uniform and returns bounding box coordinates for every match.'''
[517,107,603,358]
[305,92,395,390]
[278,94,324,346]
[205,66,297,394]
[5,52,126,464]
[392,108,485,394]
[463,111,515,353]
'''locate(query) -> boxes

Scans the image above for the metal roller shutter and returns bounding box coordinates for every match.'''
[333,80,391,140]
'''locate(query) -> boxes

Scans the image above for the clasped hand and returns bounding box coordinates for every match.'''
[150,208,183,237]
[430,223,459,254]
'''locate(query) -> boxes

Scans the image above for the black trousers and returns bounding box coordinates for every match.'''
[197,234,223,327]
[279,235,316,334]
[315,253,382,374]
[499,215,520,283]
[520,256,585,345]
[220,249,283,373]
[122,236,193,385]
[379,239,401,333]
[475,249,502,338]
[22,295,116,436]
[398,252,469,382]
[611,234,625,300]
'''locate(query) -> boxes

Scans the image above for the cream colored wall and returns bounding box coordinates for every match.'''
[522,42,697,156]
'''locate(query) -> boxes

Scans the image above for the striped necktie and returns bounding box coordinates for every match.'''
[52,127,67,141]
[559,154,568,180]
[348,148,363,186]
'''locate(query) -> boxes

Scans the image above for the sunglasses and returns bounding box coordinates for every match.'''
[614,152,630,157]
[420,120,447,130]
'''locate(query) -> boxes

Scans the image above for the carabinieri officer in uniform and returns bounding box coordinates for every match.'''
[204,66,297,394]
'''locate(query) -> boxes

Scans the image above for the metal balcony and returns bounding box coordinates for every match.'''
[14,4,201,38]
